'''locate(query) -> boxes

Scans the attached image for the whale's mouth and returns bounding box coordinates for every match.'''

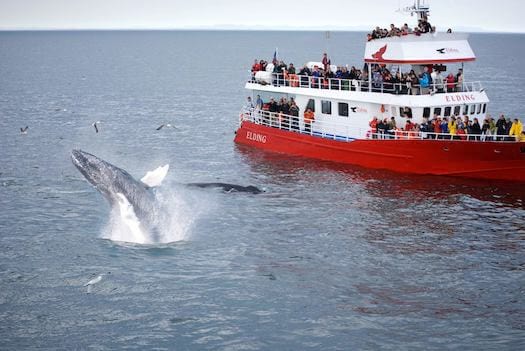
[70,149,83,168]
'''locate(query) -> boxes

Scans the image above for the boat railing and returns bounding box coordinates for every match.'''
[239,108,519,142]
[251,72,483,96]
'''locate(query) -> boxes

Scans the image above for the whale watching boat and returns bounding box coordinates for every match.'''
[234,0,525,182]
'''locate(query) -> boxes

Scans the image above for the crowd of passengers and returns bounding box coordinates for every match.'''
[251,55,465,94]
[369,114,525,141]
[243,95,525,142]
[245,95,302,131]
[366,15,448,41]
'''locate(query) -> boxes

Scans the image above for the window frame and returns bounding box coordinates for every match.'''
[321,100,332,115]
[338,102,349,117]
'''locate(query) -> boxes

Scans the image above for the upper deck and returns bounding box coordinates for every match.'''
[365,33,476,64]
[247,73,488,107]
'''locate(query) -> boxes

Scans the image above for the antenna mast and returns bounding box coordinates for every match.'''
[402,0,430,20]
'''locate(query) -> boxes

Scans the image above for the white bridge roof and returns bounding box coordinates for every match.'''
[364,33,476,64]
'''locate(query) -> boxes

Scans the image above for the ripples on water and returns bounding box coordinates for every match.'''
[0,31,524,350]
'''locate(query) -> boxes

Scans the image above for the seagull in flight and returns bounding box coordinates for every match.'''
[92,121,101,133]
[156,123,176,130]
[20,126,29,134]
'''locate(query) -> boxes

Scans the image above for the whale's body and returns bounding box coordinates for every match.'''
[186,182,263,194]
[71,149,263,243]
[71,149,167,240]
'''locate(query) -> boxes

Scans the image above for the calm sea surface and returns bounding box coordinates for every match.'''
[0,31,524,350]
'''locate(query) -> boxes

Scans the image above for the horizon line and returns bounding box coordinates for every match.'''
[0,27,523,34]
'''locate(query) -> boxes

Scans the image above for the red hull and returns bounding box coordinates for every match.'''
[234,121,525,182]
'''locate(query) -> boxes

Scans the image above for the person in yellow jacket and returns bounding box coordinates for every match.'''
[509,118,523,141]
[448,116,457,139]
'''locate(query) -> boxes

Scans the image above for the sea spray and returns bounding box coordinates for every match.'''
[102,184,212,245]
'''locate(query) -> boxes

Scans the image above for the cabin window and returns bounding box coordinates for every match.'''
[402,107,412,118]
[434,107,442,117]
[477,104,482,114]
[454,106,461,116]
[470,104,475,115]
[482,104,487,113]
[253,91,291,108]
[463,105,469,115]
[321,100,332,114]
[306,99,315,112]
[338,102,349,117]
[444,106,451,117]
[423,107,431,118]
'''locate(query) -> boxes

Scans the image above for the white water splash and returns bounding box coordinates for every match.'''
[101,185,210,245]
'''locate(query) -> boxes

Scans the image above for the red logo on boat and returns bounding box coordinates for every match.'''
[372,45,388,61]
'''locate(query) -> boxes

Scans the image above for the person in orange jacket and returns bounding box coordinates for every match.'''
[304,108,315,133]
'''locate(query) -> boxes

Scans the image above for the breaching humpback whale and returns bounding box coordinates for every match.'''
[71,150,263,242]
[71,149,169,240]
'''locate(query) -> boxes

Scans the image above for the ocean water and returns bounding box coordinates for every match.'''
[0,30,524,350]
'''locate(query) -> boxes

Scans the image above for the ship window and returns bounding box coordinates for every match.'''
[338,102,349,117]
[402,107,412,118]
[306,99,315,112]
[470,104,475,115]
[463,105,469,115]
[477,104,482,114]
[482,104,487,113]
[454,106,461,116]
[321,100,332,114]
[423,107,431,118]
[434,107,442,116]
[444,106,452,117]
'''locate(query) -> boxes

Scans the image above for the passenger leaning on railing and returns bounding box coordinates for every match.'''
[251,59,261,81]
[448,116,457,139]
[289,101,300,131]
[509,118,524,141]
[303,108,315,133]
[446,73,455,92]
[419,67,431,94]
[369,116,378,132]
[496,115,507,141]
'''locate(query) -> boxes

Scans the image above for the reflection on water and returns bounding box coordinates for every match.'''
[236,144,525,343]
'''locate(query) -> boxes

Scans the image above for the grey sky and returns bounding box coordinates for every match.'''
[0,0,523,32]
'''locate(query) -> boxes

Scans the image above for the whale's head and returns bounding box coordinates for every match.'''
[71,149,142,203]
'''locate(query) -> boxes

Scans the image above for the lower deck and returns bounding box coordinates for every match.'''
[234,118,525,182]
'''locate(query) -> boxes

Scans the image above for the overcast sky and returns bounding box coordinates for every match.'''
[0,0,523,32]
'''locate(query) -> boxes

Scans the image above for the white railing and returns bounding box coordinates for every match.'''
[239,108,519,142]
[251,72,483,96]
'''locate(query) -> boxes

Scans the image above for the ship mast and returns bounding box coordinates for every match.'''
[402,0,430,21]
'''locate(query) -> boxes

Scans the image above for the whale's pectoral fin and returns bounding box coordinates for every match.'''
[140,164,169,188]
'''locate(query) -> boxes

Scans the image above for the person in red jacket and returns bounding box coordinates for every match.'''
[446,73,455,92]
[251,59,261,81]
